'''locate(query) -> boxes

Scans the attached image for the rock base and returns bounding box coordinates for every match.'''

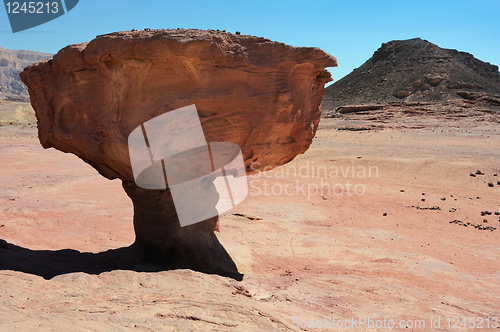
[122,181,242,280]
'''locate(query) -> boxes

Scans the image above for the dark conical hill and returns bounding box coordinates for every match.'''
[322,38,500,112]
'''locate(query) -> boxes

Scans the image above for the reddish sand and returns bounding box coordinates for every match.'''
[0,115,499,331]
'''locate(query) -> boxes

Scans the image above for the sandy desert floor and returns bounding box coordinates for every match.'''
[0,111,499,331]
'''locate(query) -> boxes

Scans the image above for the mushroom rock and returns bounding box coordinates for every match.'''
[20,29,337,280]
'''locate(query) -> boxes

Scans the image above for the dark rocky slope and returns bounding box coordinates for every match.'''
[322,38,500,113]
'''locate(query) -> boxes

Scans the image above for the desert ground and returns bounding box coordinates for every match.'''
[0,103,499,331]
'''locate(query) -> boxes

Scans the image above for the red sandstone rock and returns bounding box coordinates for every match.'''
[20,29,336,180]
[19,29,336,279]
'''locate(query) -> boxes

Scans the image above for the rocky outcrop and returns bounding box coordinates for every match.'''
[456,91,500,105]
[324,92,500,123]
[20,29,336,279]
[335,104,384,113]
[322,38,500,112]
[21,29,336,180]
[393,75,445,98]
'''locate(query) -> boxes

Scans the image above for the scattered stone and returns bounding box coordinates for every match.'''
[476,197,481,199]
[400,189,405,192]
[497,181,500,185]
[475,170,484,175]
[483,219,488,223]
[488,181,494,187]
[422,193,425,195]
[469,196,473,199]
[416,206,440,210]
[470,173,476,177]
[449,219,496,231]
[337,126,372,131]
[440,197,446,201]
[495,211,500,216]
[485,211,492,215]
[383,212,388,216]
[421,198,425,202]
[231,213,262,221]
[450,194,454,197]
[449,207,456,212]
[231,285,252,297]
[322,196,327,200]
[494,173,498,176]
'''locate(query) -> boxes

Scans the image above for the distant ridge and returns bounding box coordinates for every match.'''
[0,46,52,102]
[322,38,500,112]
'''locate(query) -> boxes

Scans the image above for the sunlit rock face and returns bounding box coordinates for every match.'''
[20,29,336,279]
[20,29,336,180]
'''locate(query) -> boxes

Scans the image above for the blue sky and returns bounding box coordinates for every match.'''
[1,0,499,82]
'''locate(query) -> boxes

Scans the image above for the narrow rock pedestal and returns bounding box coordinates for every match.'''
[122,181,242,280]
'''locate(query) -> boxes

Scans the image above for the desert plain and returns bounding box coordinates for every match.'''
[0,99,499,331]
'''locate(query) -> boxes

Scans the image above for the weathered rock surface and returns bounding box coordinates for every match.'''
[19,29,336,279]
[322,38,500,112]
[20,29,336,180]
